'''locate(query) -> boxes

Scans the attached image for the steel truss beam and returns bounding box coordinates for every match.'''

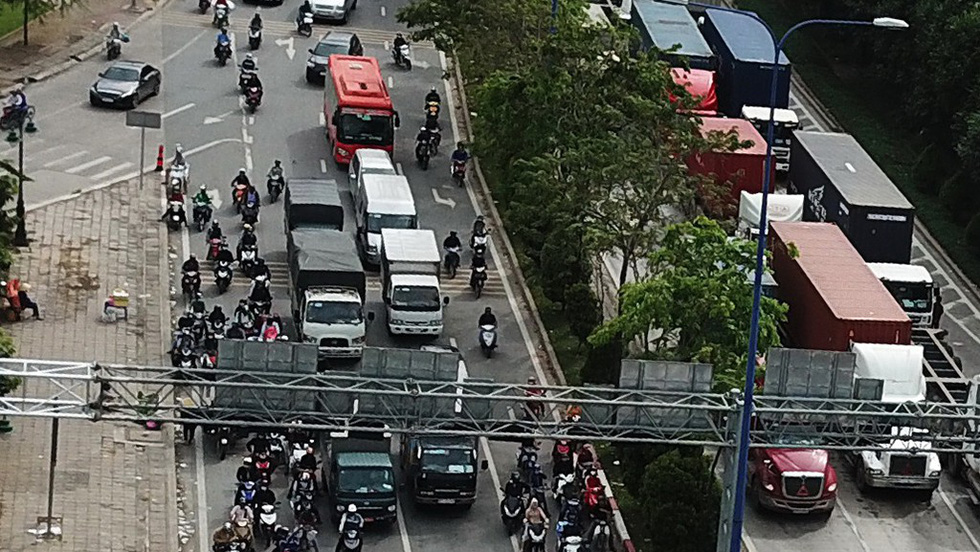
[1,359,979,451]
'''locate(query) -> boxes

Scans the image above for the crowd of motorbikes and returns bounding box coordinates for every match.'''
[211,428,363,552]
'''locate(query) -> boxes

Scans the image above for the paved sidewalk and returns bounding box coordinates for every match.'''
[0,174,176,551]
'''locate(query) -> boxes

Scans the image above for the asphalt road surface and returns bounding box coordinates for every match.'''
[11,0,980,551]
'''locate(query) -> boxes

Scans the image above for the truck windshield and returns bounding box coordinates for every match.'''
[306,301,363,324]
[391,286,440,311]
[881,281,932,313]
[337,113,393,146]
[338,467,394,493]
[366,213,416,233]
[421,448,475,474]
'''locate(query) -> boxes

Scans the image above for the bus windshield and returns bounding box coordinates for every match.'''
[338,112,393,146]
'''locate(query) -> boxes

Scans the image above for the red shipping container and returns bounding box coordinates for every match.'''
[769,221,911,351]
[669,68,718,115]
[687,117,772,216]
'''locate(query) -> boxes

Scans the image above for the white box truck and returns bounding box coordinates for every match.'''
[380,228,448,336]
[866,263,937,328]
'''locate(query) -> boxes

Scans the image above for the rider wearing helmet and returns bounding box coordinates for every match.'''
[339,503,364,533]
[424,86,440,106]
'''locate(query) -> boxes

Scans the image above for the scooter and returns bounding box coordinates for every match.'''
[471,265,487,298]
[443,246,460,278]
[245,86,262,114]
[558,534,584,552]
[198,0,209,13]
[415,139,431,170]
[166,203,184,232]
[480,324,497,358]
[500,494,525,535]
[587,520,611,552]
[182,271,201,300]
[256,503,278,547]
[338,528,363,552]
[207,236,227,260]
[193,202,212,232]
[525,522,547,552]
[452,159,466,187]
[213,5,229,28]
[106,34,129,60]
[215,42,232,66]
[553,472,574,505]
[297,13,313,37]
[239,245,258,276]
[267,174,284,202]
[248,27,262,50]
[392,42,412,69]
[215,261,233,294]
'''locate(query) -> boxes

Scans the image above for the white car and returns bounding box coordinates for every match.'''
[309,0,356,23]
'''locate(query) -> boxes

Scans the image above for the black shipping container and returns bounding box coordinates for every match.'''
[699,8,792,117]
[629,0,716,71]
[789,131,915,264]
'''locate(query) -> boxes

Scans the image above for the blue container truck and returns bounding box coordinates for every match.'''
[699,8,792,117]
[629,0,716,71]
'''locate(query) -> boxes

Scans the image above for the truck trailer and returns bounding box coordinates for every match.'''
[789,131,915,264]
[629,0,715,71]
[688,117,772,216]
[669,68,718,115]
[699,8,792,117]
[769,221,912,351]
[283,179,345,231]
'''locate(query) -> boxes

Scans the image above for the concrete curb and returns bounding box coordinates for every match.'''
[2,0,174,96]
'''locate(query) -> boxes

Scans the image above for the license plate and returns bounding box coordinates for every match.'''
[437,499,455,504]
[364,517,374,522]
[102,98,114,103]
[319,70,327,76]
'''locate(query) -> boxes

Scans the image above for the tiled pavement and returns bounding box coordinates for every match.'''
[0,174,177,551]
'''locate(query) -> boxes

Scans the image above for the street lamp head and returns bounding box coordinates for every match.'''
[872,17,909,29]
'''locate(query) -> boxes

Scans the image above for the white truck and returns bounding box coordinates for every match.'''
[847,342,942,495]
[380,228,448,336]
[866,263,937,328]
[736,191,804,241]
[741,106,800,172]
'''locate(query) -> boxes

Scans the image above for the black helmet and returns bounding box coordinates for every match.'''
[450,230,457,236]
[510,471,520,482]
[457,142,465,149]
[484,307,492,314]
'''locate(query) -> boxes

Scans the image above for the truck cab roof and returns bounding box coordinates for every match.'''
[415,435,476,449]
[852,342,926,403]
[335,451,393,469]
[741,106,799,125]
[361,174,416,215]
[866,263,933,284]
[390,273,440,288]
[305,286,363,302]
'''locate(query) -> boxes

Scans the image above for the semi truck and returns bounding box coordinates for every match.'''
[699,8,792,117]
[740,106,800,173]
[769,221,912,351]
[287,227,368,358]
[688,117,771,216]
[629,0,716,71]
[402,435,487,506]
[283,179,345,231]
[379,228,448,336]
[321,434,397,525]
[846,342,941,495]
[737,191,803,241]
[748,445,838,516]
[867,263,937,328]
[789,131,916,264]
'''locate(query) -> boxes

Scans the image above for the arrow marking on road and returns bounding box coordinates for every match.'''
[203,110,237,125]
[432,189,456,209]
[275,37,295,60]
[207,189,223,209]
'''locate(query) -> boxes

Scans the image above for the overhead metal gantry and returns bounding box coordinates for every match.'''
[3,358,980,451]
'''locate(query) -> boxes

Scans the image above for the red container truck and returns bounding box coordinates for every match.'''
[769,221,911,351]
[687,117,772,216]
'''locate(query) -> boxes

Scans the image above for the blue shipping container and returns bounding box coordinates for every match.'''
[630,0,716,71]
[700,8,792,116]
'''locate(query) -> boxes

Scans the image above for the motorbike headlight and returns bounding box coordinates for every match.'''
[366,245,378,254]
[336,505,346,512]
[387,505,397,512]
[390,319,405,325]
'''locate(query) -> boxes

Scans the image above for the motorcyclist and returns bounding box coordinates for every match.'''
[451,142,470,165]
[215,245,235,265]
[523,497,548,539]
[233,299,254,328]
[182,255,201,276]
[472,215,487,237]
[552,440,574,477]
[424,86,440,107]
[298,445,318,473]
[528,461,546,492]
[173,143,186,167]
[161,202,187,226]
[443,231,461,250]
[478,306,497,327]
[208,305,227,327]
[237,224,257,261]
[251,258,272,282]
[107,22,125,43]
[415,125,433,150]
[236,456,257,484]
[254,480,276,507]
[260,313,283,341]
[230,496,255,525]
[267,160,285,189]
[193,185,212,209]
[249,12,263,31]
[558,494,583,531]
[469,253,487,288]
[393,32,407,50]
[517,443,538,473]
[215,28,231,57]
[245,185,260,207]
[232,168,251,194]
[241,53,258,73]
[338,504,364,534]
[4,86,27,120]
[504,471,529,499]
[207,220,223,242]
[296,0,313,25]
[248,279,272,309]
[287,469,317,500]
[211,521,238,550]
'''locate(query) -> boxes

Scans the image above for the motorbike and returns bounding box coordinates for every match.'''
[166,204,184,232]
[427,126,441,155]
[525,522,547,552]
[208,426,233,460]
[248,27,262,50]
[587,520,610,552]
[256,503,278,547]
[105,34,128,60]
[249,297,272,317]
[198,0,209,13]
[172,343,196,369]
[267,174,284,202]
[558,534,584,552]
[339,528,362,552]
[415,139,431,170]
[297,13,313,37]
[208,316,226,338]
[236,480,259,507]
[216,42,232,66]
[182,271,201,300]
[517,446,538,482]
[215,261,233,294]
[207,236,227,260]
[239,245,258,276]
[291,490,315,518]
[443,246,460,278]
[501,494,525,535]
[471,265,487,298]
[553,472,574,505]
[233,183,249,212]
[452,159,466,187]
[479,324,497,358]
[213,6,229,28]
[245,86,262,113]
[241,202,259,227]
[0,105,34,132]
[471,231,489,254]
[193,202,212,232]
[392,42,412,69]
[255,456,274,482]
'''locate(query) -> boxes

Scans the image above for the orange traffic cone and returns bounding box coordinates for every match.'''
[155,145,164,172]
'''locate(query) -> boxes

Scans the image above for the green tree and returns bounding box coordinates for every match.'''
[638,449,721,552]
[591,217,786,390]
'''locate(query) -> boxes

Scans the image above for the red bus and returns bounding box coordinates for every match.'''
[323,55,400,165]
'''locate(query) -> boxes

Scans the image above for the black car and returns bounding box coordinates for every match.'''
[90,61,161,109]
[306,32,364,84]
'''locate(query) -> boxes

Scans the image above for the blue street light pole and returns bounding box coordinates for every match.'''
[550,0,558,34]
[663,2,907,551]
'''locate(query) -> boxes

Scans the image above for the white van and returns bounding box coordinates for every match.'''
[355,174,417,264]
[348,149,397,194]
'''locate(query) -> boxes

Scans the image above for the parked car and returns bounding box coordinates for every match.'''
[89,61,161,109]
[307,31,364,84]
[309,0,357,23]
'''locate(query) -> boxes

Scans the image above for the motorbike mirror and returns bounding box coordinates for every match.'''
[367,311,375,322]
[442,296,450,306]
[308,48,314,54]
[481,460,489,471]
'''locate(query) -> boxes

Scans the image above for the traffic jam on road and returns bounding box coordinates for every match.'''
[6,0,980,550]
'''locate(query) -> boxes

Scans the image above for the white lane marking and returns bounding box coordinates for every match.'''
[245,148,253,172]
[440,51,552,390]
[481,436,521,552]
[834,498,872,552]
[741,532,759,552]
[431,188,456,208]
[89,162,134,181]
[162,102,196,120]
[384,40,389,51]
[162,29,208,64]
[395,500,413,552]
[387,76,394,89]
[22,144,66,162]
[194,416,210,552]
[319,112,326,126]
[320,159,328,173]
[380,5,386,16]
[395,162,403,175]
[939,487,980,551]
[25,138,243,213]
[64,155,112,174]
[247,116,255,126]
[43,150,87,168]
[241,127,253,145]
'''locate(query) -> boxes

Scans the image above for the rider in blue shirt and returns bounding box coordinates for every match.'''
[451,142,469,164]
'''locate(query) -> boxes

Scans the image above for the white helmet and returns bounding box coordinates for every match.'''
[200,184,207,191]
[347,504,357,513]
[176,143,183,153]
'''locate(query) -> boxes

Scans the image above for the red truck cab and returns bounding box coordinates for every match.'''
[749,447,837,516]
